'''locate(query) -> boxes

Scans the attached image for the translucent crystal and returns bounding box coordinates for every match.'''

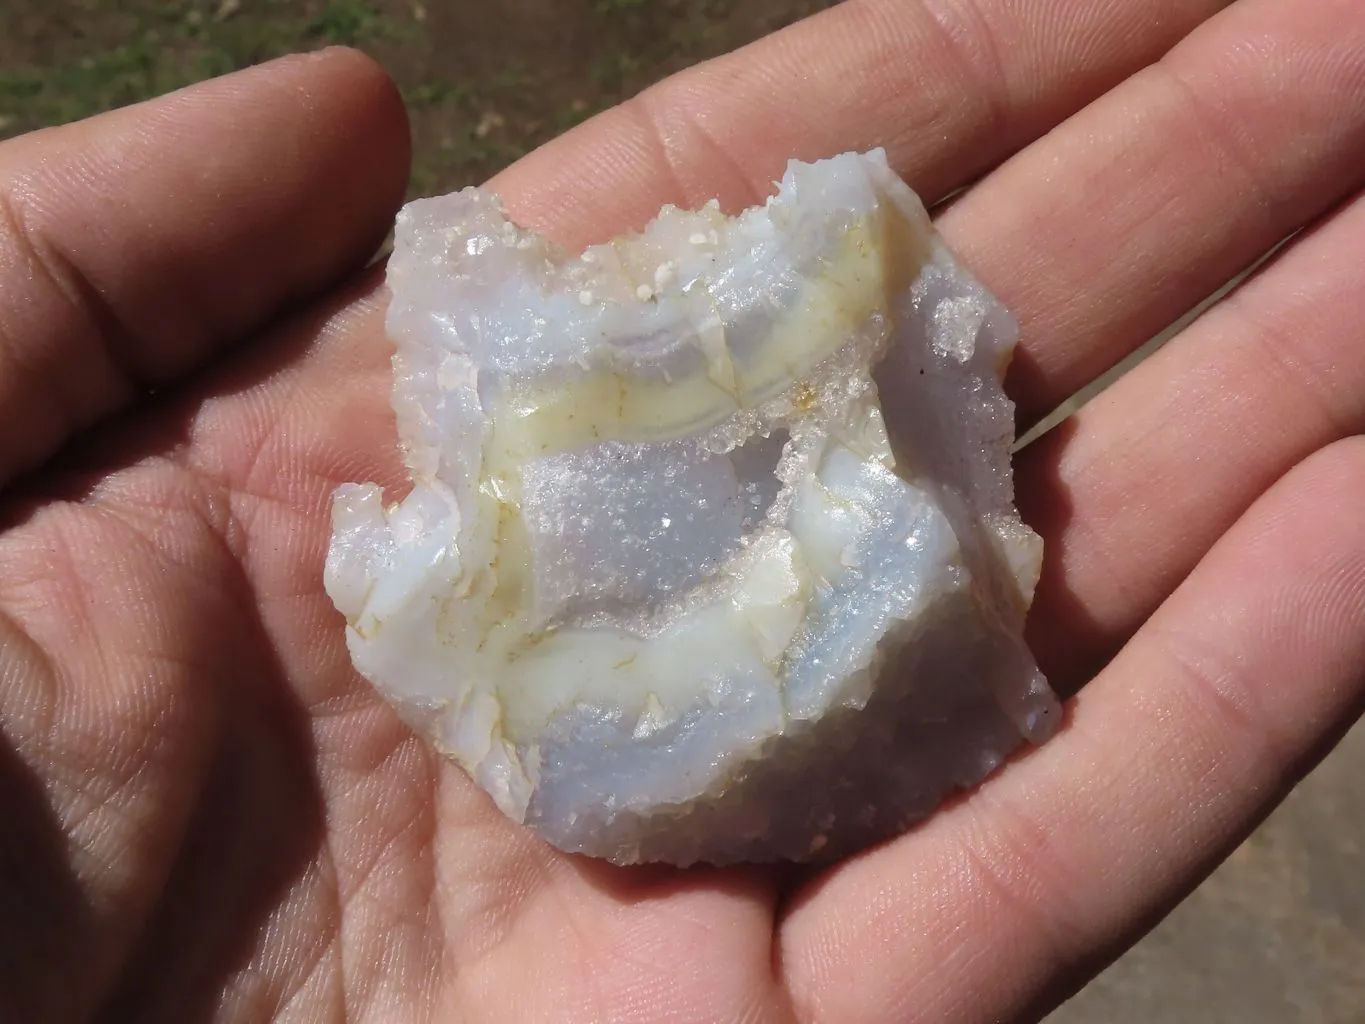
[325,150,1059,866]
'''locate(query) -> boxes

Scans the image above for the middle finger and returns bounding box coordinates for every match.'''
[488,0,1233,249]
[939,0,1365,426]
[1023,182,1365,691]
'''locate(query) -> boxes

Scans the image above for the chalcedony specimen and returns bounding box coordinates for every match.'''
[325,150,1059,866]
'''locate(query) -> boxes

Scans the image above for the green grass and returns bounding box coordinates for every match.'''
[0,1,405,136]
[595,0,650,13]
[306,0,391,45]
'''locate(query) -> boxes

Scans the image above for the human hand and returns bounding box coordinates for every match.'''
[2,0,1363,1019]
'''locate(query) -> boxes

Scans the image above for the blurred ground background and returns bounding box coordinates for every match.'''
[1,2,1361,1020]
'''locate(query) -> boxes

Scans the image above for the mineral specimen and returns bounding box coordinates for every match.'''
[324,149,1059,866]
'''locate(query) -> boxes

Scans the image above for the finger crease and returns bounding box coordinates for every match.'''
[633,87,764,210]
[954,796,1081,987]
[0,187,144,399]
[1223,291,1356,442]
[915,0,1010,145]
[1152,59,1278,220]
[1148,622,1290,773]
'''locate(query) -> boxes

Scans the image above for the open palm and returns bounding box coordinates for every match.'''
[3,2,1364,1020]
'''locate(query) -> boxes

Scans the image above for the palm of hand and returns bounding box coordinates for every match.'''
[4,2,1365,1020]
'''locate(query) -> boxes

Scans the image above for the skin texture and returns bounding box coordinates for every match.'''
[0,0,1363,1018]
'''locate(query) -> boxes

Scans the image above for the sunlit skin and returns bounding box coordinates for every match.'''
[1,0,1364,1019]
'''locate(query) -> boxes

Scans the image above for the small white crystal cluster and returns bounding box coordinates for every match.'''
[325,151,1058,865]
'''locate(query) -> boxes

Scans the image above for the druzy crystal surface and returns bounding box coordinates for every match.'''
[325,150,1059,866]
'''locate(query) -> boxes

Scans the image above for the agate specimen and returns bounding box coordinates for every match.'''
[325,150,1059,866]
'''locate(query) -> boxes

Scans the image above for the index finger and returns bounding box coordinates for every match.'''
[490,0,1233,249]
[0,48,409,489]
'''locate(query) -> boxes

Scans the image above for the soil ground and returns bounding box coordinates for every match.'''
[2,3,1362,1021]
